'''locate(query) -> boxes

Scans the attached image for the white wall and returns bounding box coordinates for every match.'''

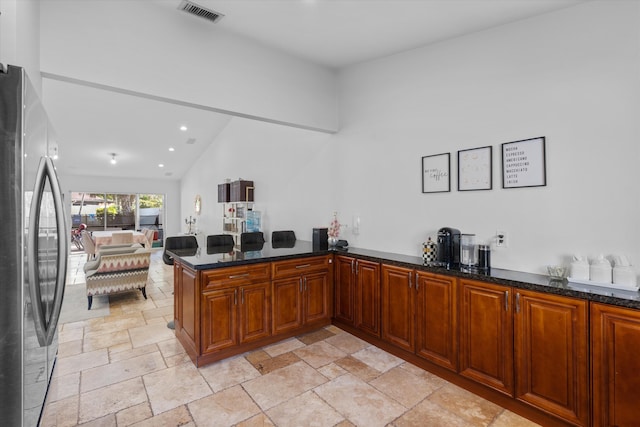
[59,174,181,239]
[334,0,640,274]
[39,0,338,132]
[179,1,639,276]
[180,116,333,248]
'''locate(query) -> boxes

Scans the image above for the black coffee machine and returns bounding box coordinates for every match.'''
[437,227,461,269]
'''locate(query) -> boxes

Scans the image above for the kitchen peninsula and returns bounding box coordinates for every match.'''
[169,241,640,427]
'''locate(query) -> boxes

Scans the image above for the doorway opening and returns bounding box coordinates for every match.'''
[70,192,165,251]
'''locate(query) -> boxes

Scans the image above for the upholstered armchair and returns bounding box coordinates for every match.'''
[84,248,151,309]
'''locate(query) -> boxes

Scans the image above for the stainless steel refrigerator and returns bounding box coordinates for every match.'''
[0,64,68,426]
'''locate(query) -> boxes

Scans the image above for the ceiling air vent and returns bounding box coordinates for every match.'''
[186,138,197,145]
[177,1,224,24]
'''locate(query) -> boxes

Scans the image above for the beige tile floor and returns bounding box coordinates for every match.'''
[42,250,540,427]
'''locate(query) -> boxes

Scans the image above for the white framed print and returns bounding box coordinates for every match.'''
[422,153,450,193]
[502,136,547,189]
[458,146,492,191]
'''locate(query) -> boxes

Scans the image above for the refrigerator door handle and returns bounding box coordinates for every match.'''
[27,157,67,347]
[49,156,68,344]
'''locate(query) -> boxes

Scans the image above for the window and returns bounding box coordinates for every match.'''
[71,192,164,238]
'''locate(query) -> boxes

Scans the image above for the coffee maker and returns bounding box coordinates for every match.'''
[437,227,461,269]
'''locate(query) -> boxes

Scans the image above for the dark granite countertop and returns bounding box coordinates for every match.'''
[167,240,331,270]
[168,241,640,310]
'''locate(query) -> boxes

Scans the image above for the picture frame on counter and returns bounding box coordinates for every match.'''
[501,136,547,189]
[458,146,492,191]
[422,152,450,193]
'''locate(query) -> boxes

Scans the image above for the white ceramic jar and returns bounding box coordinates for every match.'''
[590,255,612,283]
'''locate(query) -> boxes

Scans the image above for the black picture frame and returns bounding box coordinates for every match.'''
[422,153,450,193]
[457,146,493,191]
[501,136,547,189]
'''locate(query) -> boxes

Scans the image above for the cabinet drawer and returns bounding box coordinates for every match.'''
[201,264,271,290]
[272,256,330,279]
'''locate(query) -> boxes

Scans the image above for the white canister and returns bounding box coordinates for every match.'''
[613,255,637,287]
[613,266,637,287]
[590,255,612,283]
[569,255,589,280]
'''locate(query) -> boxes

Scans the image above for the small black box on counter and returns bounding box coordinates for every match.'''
[230,180,254,202]
[217,183,230,202]
[313,227,328,250]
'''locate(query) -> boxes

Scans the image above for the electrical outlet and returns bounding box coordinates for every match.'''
[496,230,508,248]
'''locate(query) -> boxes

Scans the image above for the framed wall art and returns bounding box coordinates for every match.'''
[458,146,492,191]
[501,136,546,189]
[422,153,450,193]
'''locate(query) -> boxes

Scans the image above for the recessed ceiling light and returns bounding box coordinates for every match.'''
[158,163,165,168]
[180,125,187,131]
[110,153,117,165]
[169,147,175,152]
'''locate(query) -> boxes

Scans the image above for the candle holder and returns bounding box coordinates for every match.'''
[185,216,196,234]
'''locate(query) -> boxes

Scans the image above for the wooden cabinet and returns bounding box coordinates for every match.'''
[591,303,640,427]
[355,259,380,337]
[174,255,333,367]
[272,256,332,334]
[201,287,238,353]
[201,266,271,355]
[272,277,303,334]
[334,255,355,325]
[381,265,457,370]
[381,265,415,352]
[174,261,198,358]
[460,280,588,426]
[514,290,589,427]
[415,271,457,371]
[459,279,514,396]
[334,255,381,337]
[304,271,331,323]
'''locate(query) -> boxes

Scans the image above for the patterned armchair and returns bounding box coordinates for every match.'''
[84,248,151,309]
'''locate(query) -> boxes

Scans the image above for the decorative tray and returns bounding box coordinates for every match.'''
[568,277,638,292]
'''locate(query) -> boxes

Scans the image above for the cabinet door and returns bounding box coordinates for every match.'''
[591,303,640,427]
[514,290,588,427]
[304,271,330,324]
[272,277,303,334]
[174,262,182,327]
[179,265,198,344]
[355,260,380,337]
[239,283,271,344]
[415,272,457,371]
[459,279,513,396]
[334,256,355,325]
[201,288,238,354]
[381,265,415,352]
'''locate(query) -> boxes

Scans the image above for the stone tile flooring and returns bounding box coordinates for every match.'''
[42,250,540,427]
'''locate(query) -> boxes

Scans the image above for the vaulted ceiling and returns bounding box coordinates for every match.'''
[40,0,589,180]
